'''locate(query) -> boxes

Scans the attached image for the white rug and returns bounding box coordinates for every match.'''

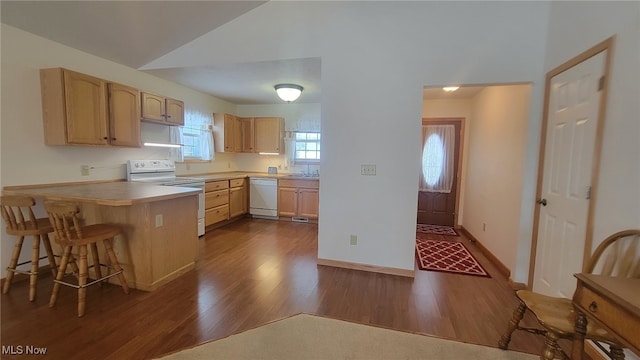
[158,314,536,360]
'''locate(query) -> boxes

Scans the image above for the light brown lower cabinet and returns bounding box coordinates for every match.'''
[205,178,248,228]
[205,180,229,227]
[278,179,319,219]
[229,178,248,218]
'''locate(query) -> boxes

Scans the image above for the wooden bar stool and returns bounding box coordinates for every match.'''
[44,200,129,317]
[1,195,58,301]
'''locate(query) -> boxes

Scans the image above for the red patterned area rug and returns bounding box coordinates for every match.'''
[415,239,490,277]
[416,224,459,236]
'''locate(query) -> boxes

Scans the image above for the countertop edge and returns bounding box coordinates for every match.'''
[189,171,320,181]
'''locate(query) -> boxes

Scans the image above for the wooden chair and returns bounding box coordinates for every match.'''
[1,195,58,301]
[498,229,640,360]
[44,200,130,317]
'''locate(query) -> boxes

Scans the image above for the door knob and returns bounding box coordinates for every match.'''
[536,198,547,206]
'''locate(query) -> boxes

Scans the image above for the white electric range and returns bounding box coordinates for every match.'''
[126,160,205,236]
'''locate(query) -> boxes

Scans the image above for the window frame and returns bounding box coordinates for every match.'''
[293,131,321,164]
[179,110,214,162]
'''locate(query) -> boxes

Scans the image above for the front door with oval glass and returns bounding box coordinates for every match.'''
[417,119,461,227]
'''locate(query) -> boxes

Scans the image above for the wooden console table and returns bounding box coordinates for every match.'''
[572,273,640,359]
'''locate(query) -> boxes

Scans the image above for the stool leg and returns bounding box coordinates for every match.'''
[78,245,88,317]
[50,246,72,308]
[29,235,41,301]
[542,331,560,360]
[42,233,58,278]
[90,243,103,285]
[103,238,129,294]
[499,301,526,349]
[3,236,25,295]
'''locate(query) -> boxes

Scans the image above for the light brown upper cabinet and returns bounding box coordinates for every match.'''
[40,68,141,147]
[108,83,141,147]
[253,117,284,154]
[140,92,184,126]
[213,114,284,154]
[241,117,255,153]
[213,113,241,153]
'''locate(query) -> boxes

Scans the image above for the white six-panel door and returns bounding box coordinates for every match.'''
[532,51,606,298]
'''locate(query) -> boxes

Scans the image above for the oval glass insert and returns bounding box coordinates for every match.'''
[422,133,444,186]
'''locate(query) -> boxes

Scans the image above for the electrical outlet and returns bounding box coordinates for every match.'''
[81,165,90,176]
[350,234,358,246]
[361,164,376,176]
[155,214,163,227]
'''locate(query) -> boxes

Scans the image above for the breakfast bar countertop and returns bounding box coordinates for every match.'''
[2,181,201,206]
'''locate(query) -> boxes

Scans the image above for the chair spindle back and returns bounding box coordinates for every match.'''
[0,196,39,234]
[44,201,84,244]
[586,229,640,278]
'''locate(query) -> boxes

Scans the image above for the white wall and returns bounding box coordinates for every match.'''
[0,24,237,185]
[543,6,639,357]
[0,25,237,271]
[1,0,632,292]
[464,85,532,274]
[543,1,640,248]
[145,1,550,272]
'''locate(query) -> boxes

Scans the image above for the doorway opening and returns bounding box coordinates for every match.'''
[417,118,463,227]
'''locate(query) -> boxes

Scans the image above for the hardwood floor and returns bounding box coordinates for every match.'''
[1,218,549,359]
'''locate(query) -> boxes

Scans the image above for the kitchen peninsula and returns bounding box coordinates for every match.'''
[2,181,200,291]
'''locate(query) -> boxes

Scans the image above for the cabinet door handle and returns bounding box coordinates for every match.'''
[166,115,172,118]
[588,301,598,313]
[111,137,117,141]
[103,137,108,140]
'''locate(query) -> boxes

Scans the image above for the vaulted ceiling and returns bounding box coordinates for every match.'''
[1,1,481,104]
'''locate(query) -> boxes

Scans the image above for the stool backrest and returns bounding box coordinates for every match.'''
[0,195,39,234]
[586,229,640,278]
[44,201,84,245]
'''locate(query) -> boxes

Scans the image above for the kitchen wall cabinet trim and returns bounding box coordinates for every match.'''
[40,68,140,147]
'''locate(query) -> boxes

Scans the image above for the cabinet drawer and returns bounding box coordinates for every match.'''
[205,205,229,226]
[205,180,229,192]
[575,285,639,346]
[205,189,228,209]
[278,179,319,189]
[230,178,246,188]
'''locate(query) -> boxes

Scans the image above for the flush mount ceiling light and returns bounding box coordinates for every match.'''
[442,86,460,92]
[274,84,303,102]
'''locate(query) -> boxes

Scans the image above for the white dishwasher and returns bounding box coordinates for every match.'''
[249,178,278,219]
